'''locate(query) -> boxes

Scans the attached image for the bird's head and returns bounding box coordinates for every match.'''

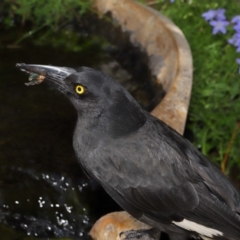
[16,63,146,136]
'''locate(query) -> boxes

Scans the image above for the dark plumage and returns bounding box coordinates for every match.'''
[16,63,240,240]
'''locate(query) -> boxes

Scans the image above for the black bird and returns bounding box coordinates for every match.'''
[16,63,240,240]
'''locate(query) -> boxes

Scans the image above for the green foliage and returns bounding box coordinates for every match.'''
[149,0,240,173]
[1,0,92,29]
[1,0,96,50]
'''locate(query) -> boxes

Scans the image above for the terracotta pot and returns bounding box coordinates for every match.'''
[94,0,192,135]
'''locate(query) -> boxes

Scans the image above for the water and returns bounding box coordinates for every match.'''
[0,27,161,238]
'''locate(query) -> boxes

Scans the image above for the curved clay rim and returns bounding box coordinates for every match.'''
[94,0,193,135]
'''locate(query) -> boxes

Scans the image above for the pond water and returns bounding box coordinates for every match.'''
[0,25,162,239]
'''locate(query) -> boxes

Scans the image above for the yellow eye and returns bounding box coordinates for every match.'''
[75,85,85,95]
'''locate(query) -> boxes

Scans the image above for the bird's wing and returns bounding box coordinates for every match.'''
[95,114,240,238]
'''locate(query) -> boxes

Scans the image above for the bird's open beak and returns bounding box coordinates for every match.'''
[16,63,76,86]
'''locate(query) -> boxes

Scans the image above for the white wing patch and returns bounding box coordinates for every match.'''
[200,235,213,240]
[172,219,223,238]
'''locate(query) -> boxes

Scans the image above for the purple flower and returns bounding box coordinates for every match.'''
[228,33,240,47]
[231,15,240,24]
[202,9,216,21]
[215,9,226,20]
[237,46,240,52]
[170,0,175,2]
[202,8,226,22]
[209,20,229,34]
[233,22,240,32]
[228,33,240,54]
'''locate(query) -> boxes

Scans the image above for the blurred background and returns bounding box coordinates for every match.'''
[0,0,240,239]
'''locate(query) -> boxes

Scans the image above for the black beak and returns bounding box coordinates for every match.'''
[16,63,76,85]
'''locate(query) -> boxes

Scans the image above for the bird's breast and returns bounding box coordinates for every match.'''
[72,119,110,181]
